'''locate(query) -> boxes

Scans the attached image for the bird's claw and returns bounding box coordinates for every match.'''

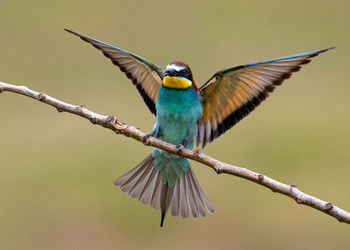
[176,144,184,154]
[142,132,154,145]
[194,149,201,157]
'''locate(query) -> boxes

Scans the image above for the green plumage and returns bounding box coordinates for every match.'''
[152,149,189,186]
[151,85,202,187]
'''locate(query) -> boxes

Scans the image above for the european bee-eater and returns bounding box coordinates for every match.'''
[65,29,333,226]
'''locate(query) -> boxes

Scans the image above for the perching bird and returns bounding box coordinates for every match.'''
[65,29,333,226]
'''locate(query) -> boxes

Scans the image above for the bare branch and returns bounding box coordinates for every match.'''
[1,81,349,224]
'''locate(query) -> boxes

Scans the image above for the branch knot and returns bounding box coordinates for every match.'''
[325,202,334,212]
[38,93,46,102]
[106,115,115,123]
[295,197,303,204]
[79,104,87,112]
[258,174,264,184]
[215,164,223,174]
[90,116,97,124]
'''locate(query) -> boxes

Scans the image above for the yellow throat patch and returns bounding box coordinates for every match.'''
[163,76,192,89]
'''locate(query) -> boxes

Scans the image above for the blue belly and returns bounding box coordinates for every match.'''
[151,85,203,186]
[155,86,202,149]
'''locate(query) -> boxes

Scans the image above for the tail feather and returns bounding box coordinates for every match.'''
[128,162,153,198]
[184,172,199,217]
[179,176,189,218]
[138,166,158,204]
[123,161,152,198]
[170,180,180,216]
[115,156,151,190]
[160,184,174,227]
[188,169,214,216]
[187,172,206,217]
[172,167,215,218]
[114,155,157,200]
[189,168,215,213]
[150,176,162,210]
[114,154,214,226]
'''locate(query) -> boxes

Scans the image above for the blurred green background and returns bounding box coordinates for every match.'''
[1,0,349,249]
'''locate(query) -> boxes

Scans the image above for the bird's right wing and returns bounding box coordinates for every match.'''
[65,29,163,115]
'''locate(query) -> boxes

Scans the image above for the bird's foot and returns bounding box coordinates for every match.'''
[142,132,154,145]
[194,149,201,157]
[175,144,184,154]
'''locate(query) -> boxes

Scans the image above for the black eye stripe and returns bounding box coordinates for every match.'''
[164,67,193,81]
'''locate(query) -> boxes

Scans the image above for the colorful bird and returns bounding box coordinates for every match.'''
[65,29,333,226]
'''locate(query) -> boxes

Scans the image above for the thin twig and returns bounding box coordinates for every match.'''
[1,81,349,224]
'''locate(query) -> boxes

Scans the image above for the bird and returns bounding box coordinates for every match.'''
[65,29,333,226]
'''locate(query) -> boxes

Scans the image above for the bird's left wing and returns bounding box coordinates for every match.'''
[65,29,163,115]
[197,47,333,148]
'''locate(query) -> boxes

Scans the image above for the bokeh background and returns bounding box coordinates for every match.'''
[1,0,350,249]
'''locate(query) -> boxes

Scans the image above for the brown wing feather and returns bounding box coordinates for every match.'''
[197,48,334,147]
[65,29,163,115]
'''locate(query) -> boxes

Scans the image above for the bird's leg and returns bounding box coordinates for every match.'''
[175,144,184,154]
[142,121,160,145]
[142,131,155,145]
[194,149,201,157]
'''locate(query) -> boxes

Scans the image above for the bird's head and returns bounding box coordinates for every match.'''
[163,62,197,90]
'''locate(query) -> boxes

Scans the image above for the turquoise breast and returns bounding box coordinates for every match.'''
[155,86,202,149]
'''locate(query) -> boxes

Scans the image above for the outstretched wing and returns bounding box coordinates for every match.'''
[65,29,163,115]
[197,47,334,147]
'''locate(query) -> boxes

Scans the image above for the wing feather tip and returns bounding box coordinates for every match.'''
[64,28,73,33]
[66,30,161,116]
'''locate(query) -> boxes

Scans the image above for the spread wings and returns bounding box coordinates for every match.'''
[197,47,333,148]
[65,29,163,115]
